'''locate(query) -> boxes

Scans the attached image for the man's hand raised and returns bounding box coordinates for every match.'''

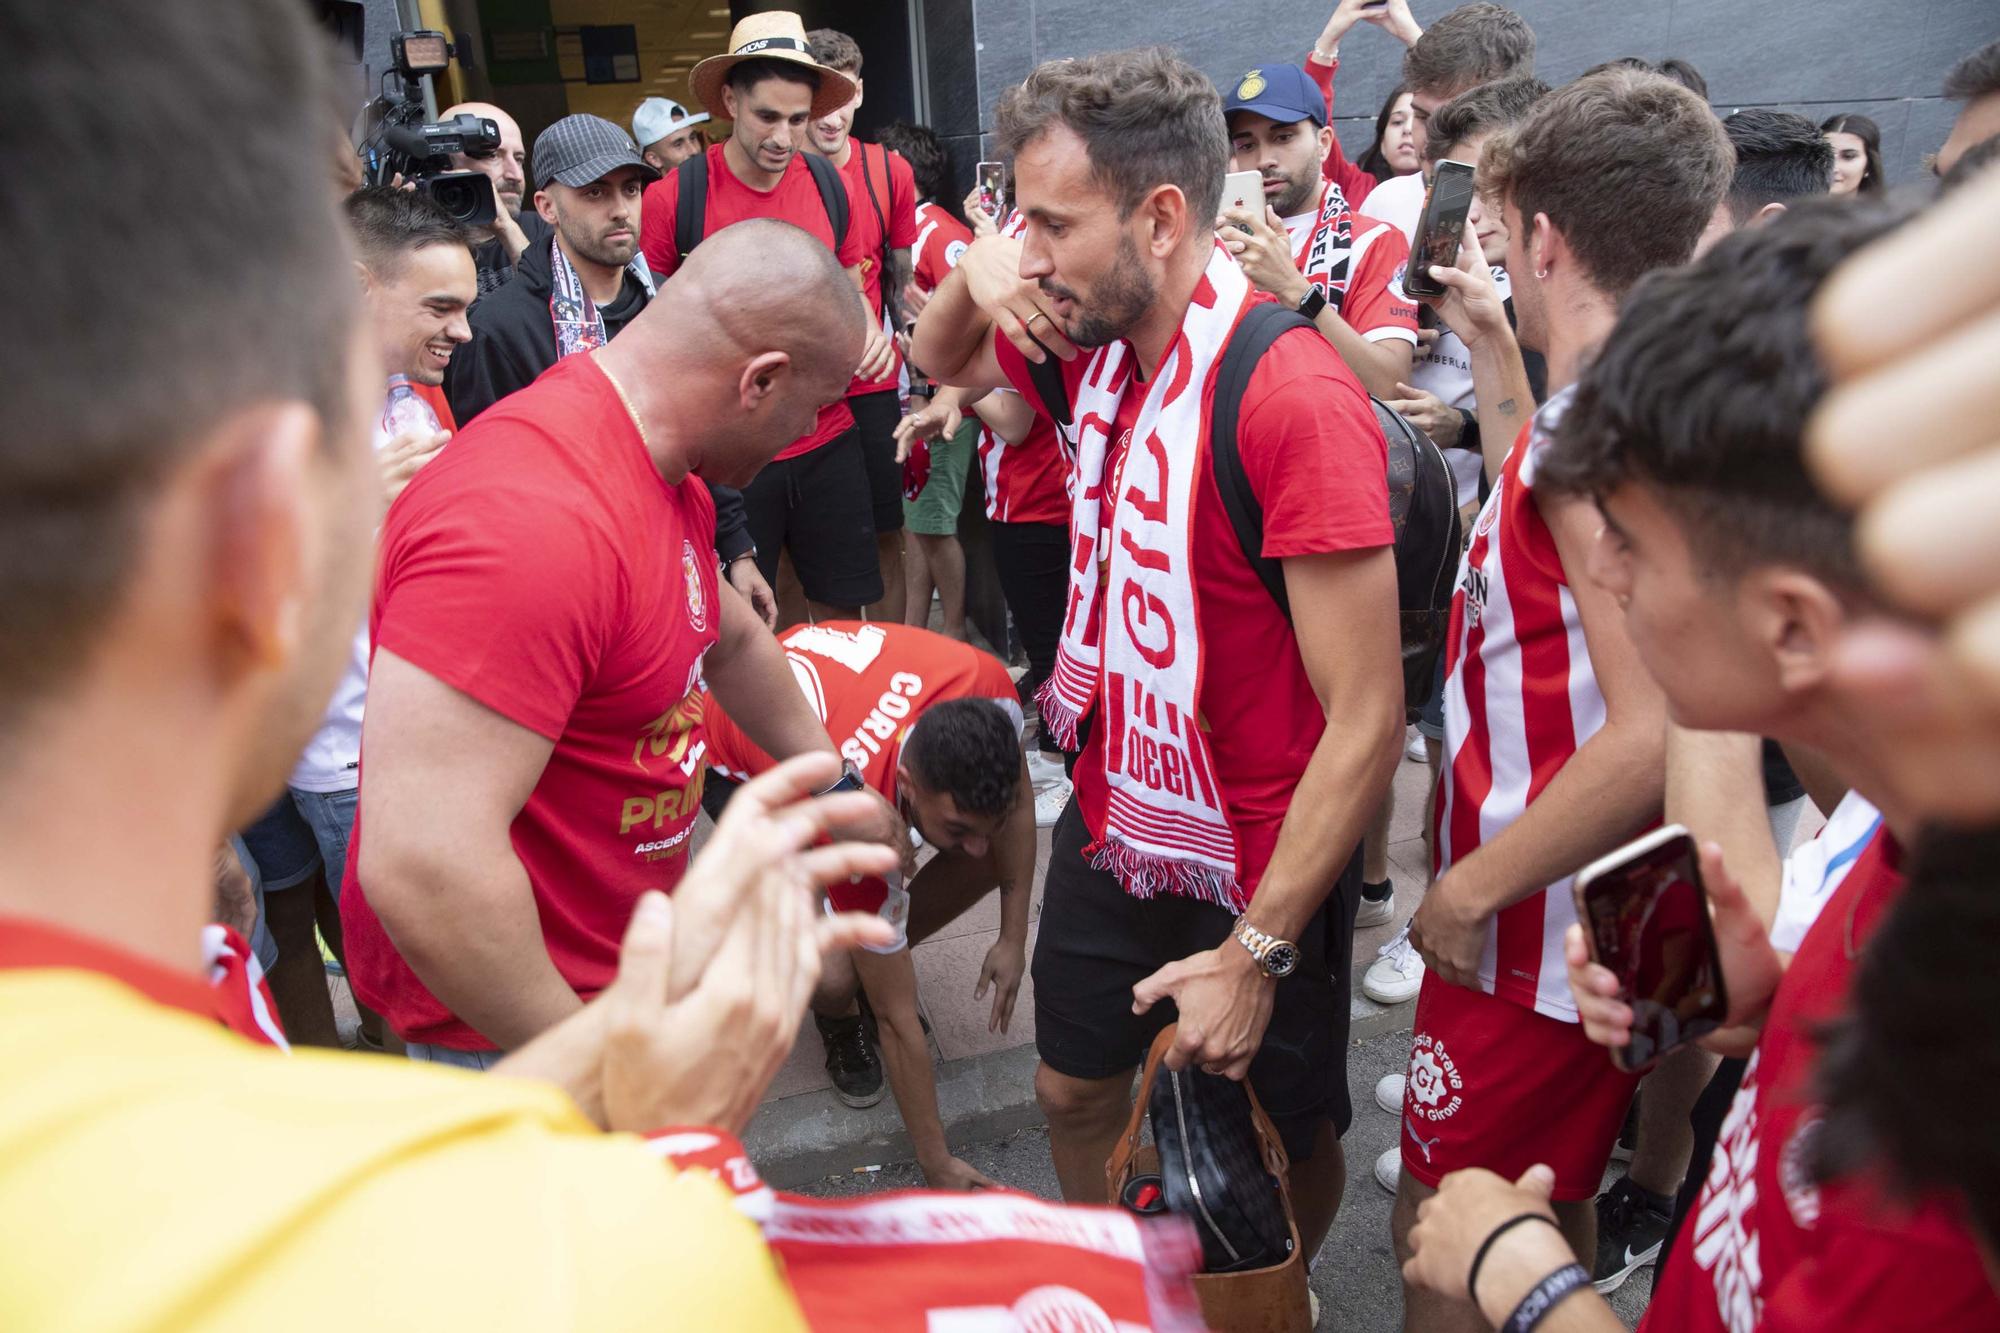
[956,235,1077,367]
[1413,222,1510,349]
[1218,205,1309,308]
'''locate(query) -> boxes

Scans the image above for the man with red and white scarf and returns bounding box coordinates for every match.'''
[912,47,1404,1257]
[1217,61,1419,400]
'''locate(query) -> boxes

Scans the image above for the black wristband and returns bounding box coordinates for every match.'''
[1467,1212,1562,1306]
[1499,1262,1590,1333]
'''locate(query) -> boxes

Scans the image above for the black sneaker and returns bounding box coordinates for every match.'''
[1593,1176,1674,1293]
[816,1012,885,1108]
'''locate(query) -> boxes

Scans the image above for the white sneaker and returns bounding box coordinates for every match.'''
[1374,1145,1401,1195]
[1363,929,1426,1004]
[1033,778,1071,828]
[1374,1073,1407,1115]
[1354,884,1395,929]
[1025,748,1066,786]
[1404,730,1429,762]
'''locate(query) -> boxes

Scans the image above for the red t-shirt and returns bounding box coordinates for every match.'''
[911,200,971,296]
[836,142,918,397]
[977,403,1071,527]
[340,355,722,1050]
[994,309,1391,895]
[640,143,866,460]
[1642,831,2000,1333]
[702,621,1021,948]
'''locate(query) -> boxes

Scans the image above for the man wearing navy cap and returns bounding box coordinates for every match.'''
[1218,62,1418,399]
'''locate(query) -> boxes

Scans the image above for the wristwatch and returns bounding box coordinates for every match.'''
[813,760,867,797]
[1232,918,1300,978]
[1295,285,1327,321]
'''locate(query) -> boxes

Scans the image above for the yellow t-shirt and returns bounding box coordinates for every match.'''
[0,970,805,1331]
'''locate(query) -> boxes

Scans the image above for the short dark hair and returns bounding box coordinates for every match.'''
[1402,4,1535,101]
[1422,72,1549,164]
[806,28,863,77]
[1722,108,1834,224]
[1481,68,1733,298]
[1820,113,1885,196]
[0,0,356,740]
[1580,56,1708,102]
[345,186,472,278]
[1539,197,1918,592]
[995,47,1229,225]
[877,121,948,203]
[1944,38,2000,101]
[726,57,818,100]
[1813,828,2000,1251]
[1941,129,2000,190]
[902,699,1023,818]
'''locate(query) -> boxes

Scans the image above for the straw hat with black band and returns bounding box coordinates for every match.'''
[689,12,857,122]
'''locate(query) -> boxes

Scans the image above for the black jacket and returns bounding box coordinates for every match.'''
[444,238,752,562]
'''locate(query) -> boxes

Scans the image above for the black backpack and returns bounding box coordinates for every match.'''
[674,149,849,263]
[1027,302,1463,715]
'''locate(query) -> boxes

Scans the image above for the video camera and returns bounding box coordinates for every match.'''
[356,30,500,228]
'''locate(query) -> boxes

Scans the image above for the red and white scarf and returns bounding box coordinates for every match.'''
[1038,246,1255,909]
[1287,182,1357,315]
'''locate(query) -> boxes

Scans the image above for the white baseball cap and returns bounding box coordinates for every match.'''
[632,97,710,150]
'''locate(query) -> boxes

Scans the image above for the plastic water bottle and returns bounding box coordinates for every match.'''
[378,374,440,448]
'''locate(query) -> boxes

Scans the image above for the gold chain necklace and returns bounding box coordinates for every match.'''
[596,356,651,452]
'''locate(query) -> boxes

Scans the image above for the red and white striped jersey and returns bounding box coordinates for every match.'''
[1432,385,1606,1020]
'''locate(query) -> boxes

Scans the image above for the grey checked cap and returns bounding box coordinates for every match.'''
[532,114,661,190]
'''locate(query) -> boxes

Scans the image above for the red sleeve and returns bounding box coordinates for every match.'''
[992,330,1088,417]
[1341,219,1419,342]
[1236,328,1392,557]
[1306,53,1380,205]
[640,171,681,279]
[1753,1215,2000,1333]
[887,150,919,249]
[374,473,618,741]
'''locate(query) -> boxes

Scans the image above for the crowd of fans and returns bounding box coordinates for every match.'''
[5,0,2000,1327]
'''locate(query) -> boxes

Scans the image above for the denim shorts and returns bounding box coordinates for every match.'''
[405,1042,507,1071]
[235,786,358,896]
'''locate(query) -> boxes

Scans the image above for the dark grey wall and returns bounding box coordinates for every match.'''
[942,0,1998,192]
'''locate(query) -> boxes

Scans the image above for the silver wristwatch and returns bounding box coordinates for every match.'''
[1232,918,1300,978]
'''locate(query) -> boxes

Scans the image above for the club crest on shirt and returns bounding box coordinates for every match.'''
[1779,1113,1823,1230]
[1406,1030,1464,1124]
[682,538,708,634]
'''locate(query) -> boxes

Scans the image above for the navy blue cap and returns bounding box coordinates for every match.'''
[1221,63,1328,129]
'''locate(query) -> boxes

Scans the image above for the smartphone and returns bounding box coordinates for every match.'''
[1221,168,1265,230]
[976,160,1006,221]
[1572,825,1730,1073]
[1401,159,1478,300]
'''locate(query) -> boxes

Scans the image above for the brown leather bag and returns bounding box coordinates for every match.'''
[1105,1025,1314,1333]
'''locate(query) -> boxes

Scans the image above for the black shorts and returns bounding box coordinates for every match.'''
[741,426,883,608]
[1032,799,1362,1160]
[848,388,905,534]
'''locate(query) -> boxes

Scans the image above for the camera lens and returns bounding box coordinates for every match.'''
[426,175,482,224]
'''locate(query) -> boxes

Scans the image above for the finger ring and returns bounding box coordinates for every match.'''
[1026,311,1050,329]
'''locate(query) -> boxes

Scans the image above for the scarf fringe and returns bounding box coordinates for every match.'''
[1085,838,1246,915]
[1035,675,1085,753]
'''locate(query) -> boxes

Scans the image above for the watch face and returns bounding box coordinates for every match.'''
[1264,942,1300,977]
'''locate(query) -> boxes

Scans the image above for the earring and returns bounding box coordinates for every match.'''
[1535,267,1549,280]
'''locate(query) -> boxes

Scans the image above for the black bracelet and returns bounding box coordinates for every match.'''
[1467,1212,1561,1306]
[1499,1262,1590,1333]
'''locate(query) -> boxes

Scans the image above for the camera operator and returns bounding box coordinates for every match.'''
[441,99,550,296]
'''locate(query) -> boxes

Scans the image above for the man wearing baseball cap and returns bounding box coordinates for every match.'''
[642,11,896,626]
[633,97,711,172]
[1218,62,1417,400]
[443,112,768,619]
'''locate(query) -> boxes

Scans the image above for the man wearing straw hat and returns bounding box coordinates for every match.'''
[642,12,896,624]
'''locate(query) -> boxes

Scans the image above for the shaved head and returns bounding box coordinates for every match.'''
[599,220,867,487]
[441,101,527,215]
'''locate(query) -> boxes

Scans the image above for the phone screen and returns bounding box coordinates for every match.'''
[1403,160,1477,299]
[976,161,1006,221]
[1579,831,1729,1071]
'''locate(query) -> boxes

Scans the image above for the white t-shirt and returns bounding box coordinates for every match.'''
[1359,170,1426,243]
[289,385,435,792]
[1769,791,1883,954]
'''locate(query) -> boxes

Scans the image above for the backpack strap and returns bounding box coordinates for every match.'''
[675,150,708,263]
[857,142,897,330]
[802,151,850,253]
[1210,302,1316,623]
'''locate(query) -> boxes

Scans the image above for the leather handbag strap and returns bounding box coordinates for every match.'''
[1105,1023,1300,1212]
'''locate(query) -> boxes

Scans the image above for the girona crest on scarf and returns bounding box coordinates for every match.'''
[1038,245,1256,910]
